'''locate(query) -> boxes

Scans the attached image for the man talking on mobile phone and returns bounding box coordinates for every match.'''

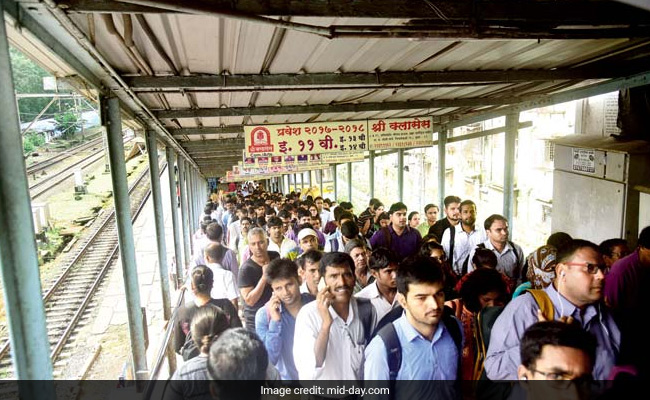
[255,259,315,381]
[293,252,377,381]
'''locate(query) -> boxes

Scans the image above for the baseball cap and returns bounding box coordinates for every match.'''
[297,228,318,241]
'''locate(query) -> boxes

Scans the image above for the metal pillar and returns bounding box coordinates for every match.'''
[347,162,352,202]
[333,165,338,201]
[438,128,448,209]
[504,113,518,233]
[300,172,305,193]
[307,171,312,188]
[103,95,148,381]
[177,156,192,269]
[166,148,183,283]
[293,174,298,193]
[145,131,171,320]
[186,163,195,250]
[369,150,375,199]
[319,170,324,198]
[0,2,55,388]
[398,149,404,202]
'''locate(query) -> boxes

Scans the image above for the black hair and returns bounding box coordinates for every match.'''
[339,201,353,211]
[277,209,291,219]
[204,242,227,264]
[370,247,400,271]
[340,220,360,239]
[408,211,419,221]
[459,199,476,210]
[266,216,282,228]
[639,225,650,249]
[297,208,311,219]
[319,251,355,276]
[336,210,355,223]
[378,212,390,221]
[265,258,300,283]
[388,202,407,215]
[205,222,224,242]
[599,238,629,257]
[520,321,597,370]
[208,328,268,398]
[459,268,509,313]
[556,239,601,264]
[472,248,498,269]
[418,240,445,258]
[424,203,439,213]
[443,196,461,208]
[484,214,508,231]
[191,265,214,295]
[546,232,573,252]
[369,198,384,209]
[191,304,230,354]
[397,256,445,296]
[298,249,322,269]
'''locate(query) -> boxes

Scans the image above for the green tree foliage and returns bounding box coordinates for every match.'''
[54,109,82,139]
[9,46,73,123]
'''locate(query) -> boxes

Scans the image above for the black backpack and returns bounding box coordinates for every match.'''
[179,330,199,361]
[373,305,462,380]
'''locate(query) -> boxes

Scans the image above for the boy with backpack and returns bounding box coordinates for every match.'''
[364,255,461,398]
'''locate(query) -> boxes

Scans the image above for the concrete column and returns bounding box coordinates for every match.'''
[144,131,171,320]
[504,113,519,233]
[177,156,191,269]
[369,150,375,199]
[0,2,55,389]
[438,128,448,209]
[398,149,404,202]
[165,148,183,283]
[102,95,148,381]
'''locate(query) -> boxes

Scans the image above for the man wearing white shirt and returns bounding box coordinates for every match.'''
[204,243,239,308]
[467,214,525,284]
[315,196,333,225]
[355,247,400,322]
[440,200,486,276]
[293,252,376,380]
[266,216,295,256]
[296,250,322,296]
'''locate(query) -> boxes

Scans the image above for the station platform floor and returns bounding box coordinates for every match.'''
[81,163,185,383]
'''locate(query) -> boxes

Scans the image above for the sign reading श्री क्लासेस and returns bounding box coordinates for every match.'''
[368,116,434,150]
[244,121,368,156]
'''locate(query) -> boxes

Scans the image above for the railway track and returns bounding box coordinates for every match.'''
[29,137,133,200]
[0,161,166,378]
[25,136,103,176]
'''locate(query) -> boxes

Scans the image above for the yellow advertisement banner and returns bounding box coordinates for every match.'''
[245,121,368,156]
[368,116,433,150]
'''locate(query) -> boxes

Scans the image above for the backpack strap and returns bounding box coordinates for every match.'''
[377,322,401,381]
[356,298,375,345]
[448,225,456,270]
[524,289,554,322]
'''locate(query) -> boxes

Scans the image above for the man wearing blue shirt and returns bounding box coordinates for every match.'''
[365,256,460,399]
[255,258,314,380]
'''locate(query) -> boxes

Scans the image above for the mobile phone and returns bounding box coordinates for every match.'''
[318,277,327,291]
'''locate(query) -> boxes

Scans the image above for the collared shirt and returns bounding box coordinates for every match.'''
[300,281,317,296]
[369,225,422,260]
[293,298,367,380]
[484,283,620,380]
[355,281,399,322]
[417,221,435,238]
[268,237,294,256]
[441,225,486,275]
[320,209,333,225]
[227,220,241,252]
[467,239,524,282]
[255,293,315,380]
[206,262,238,301]
[192,241,239,282]
[324,229,344,252]
[364,314,459,381]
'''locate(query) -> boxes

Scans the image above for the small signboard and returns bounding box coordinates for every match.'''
[571,148,596,174]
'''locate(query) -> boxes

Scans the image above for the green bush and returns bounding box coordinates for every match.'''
[23,136,34,153]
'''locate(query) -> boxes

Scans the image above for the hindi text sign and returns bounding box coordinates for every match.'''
[368,117,433,150]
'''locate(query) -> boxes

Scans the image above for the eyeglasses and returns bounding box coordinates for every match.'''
[564,262,607,274]
[529,368,593,387]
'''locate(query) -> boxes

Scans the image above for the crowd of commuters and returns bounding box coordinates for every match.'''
[169,182,650,400]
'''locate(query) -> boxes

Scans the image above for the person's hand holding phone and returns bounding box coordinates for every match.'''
[316,278,334,326]
[268,293,281,322]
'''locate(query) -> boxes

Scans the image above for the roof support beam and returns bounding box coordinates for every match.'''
[123,69,628,91]
[170,126,243,136]
[154,97,518,119]
[62,0,650,25]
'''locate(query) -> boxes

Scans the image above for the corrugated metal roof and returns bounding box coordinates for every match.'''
[6,1,650,175]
